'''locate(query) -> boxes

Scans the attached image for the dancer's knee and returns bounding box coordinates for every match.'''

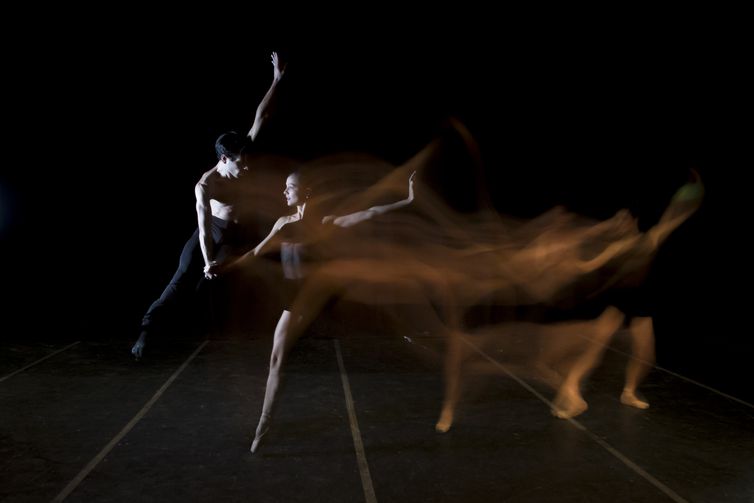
[269,351,285,371]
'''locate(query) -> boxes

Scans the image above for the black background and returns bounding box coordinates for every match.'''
[0,16,747,398]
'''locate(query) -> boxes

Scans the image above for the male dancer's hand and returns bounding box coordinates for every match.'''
[272,51,286,81]
[204,261,221,280]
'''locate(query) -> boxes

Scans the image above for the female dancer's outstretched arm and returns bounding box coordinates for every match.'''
[322,171,415,228]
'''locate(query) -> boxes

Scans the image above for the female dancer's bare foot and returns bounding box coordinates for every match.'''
[620,389,650,409]
[250,413,271,453]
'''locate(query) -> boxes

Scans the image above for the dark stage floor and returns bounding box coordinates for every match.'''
[1,330,752,502]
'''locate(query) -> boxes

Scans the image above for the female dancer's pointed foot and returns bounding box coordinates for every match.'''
[250,435,264,454]
[131,333,146,360]
[250,413,271,454]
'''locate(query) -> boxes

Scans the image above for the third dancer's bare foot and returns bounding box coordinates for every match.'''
[551,386,588,419]
[620,389,650,409]
[435,406,454,433]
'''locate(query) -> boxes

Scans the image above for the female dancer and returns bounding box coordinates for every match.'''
[247,167,415,453]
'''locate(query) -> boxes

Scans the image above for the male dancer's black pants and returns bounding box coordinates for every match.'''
[140,217,243,335]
